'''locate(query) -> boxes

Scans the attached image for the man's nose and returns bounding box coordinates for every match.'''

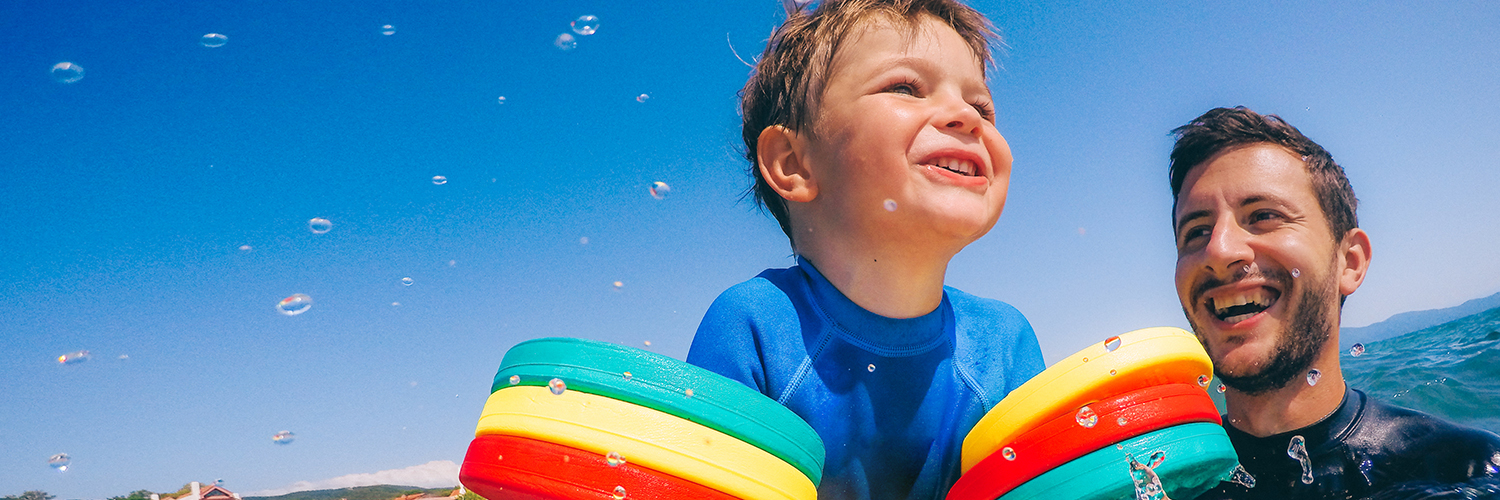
[1204,219,1253,275]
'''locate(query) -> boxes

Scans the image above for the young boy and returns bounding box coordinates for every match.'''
[686,1,1044,499]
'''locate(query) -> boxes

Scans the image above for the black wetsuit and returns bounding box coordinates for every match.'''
[1194,386,1500,500]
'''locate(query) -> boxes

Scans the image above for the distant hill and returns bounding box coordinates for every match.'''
[1342,291,1500,348]
[243,485,453,500]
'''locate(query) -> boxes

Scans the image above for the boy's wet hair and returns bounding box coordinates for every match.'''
[741,0,998,243]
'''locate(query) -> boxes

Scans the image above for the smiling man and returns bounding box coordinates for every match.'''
[1169,107,1500,499]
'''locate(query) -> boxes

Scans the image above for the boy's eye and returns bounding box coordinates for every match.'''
[971,100,996,122]
[886,80,920,96]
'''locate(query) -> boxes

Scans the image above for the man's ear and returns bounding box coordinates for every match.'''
[757,125,817,203]
[1338,227,1373,296]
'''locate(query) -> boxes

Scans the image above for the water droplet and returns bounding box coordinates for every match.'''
[684,388,694,397]
[508,375,520,385]
[1117,416,1127,426]
[1306,369,1322,386]
[636,93,650,103]
[1081,357,1089,362]
[612,281,624,290]
[611,486,626,499]
[1149,451,1166,468]
[48,453,70,471]
[57,350,90,364]
[381,24,396,36]
[1291,268,1301,278]
[643,340,652,346]
[866,364,876,372]
[572,15,600,35]
[1217,383,1227,393]
[884,199,898,211]
[1104,336,1122,352]
[51,62,84,83]
[1288,435,1313,484]
[432,175,447,185]
[497,96,506,105]
[554,33,577,51]
[1076,406,1098,428]
[1001,447,1016,461]
[448,259,457,266]
[277,294,313,316]
[548,378,566,395]
[622,371,632,380]
[1350,343,1365,357]
[1128,455,1166,500]
[650,181,671,199]
[579,237,589,245]
[273,430,295,445]
[1301,155,1310,162]
[496,453,503,461]
[200,33,228,48]
[1230,464,1257,488]
[1109,369,1117,376]
[606,451,626,467]
[1242,264,1252,275]
[1198,374,1211,387]
[1358,455,1374,485]
[401,277,414,286]
[117,354,128,360]
[308,218,332,234]
[391,302,400,306]
[239,245,252,252]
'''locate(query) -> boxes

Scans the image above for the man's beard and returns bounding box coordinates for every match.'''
[1187,267,1336,396]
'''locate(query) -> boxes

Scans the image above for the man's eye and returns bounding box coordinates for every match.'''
[1249,210,1282,224]
[1180,226,1211,246]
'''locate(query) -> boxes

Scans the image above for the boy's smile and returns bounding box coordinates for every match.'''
[800,13,1012,246]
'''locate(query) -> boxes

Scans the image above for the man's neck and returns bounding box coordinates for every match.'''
[1223,348,1347,437]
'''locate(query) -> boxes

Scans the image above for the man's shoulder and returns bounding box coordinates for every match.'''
[1349,390,1500,482]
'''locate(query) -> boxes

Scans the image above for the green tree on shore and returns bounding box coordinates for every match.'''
[2,491,57,500]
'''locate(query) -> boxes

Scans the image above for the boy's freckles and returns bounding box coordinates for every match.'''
[799,14,1012,245]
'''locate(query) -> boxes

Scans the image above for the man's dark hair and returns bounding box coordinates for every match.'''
[741,0,998,244]
[1169,106,1359,241]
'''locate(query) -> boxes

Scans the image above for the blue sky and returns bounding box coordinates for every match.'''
[4,0,1499,496]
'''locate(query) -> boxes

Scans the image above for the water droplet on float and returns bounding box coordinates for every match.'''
[381,24,396,36]
[1104,336,1122,352]
[1306,369,1322,386]
[684,388,694,397]
[401,277,414,286]
[1149,451,1167,468]
[432,175,447,185]
[1217,383,1227,393]
[1001,447,1016,461]
[1116,417,1127,426]
[622,371,632,380]
[606,451,626,467]
[650,181,671,199]
[867,364,876,372]
[548,378,566,395]
[308,218,332,234]
[51,62,85,84]
[611,486,626,499]
[273,430,295,444]
[554,33,577,51]
[48,453,70,471]
[1198,374,1211,387]
[1288,435,1313,484]
[572,15,600,35]
[277,294,313,316]
[1076,406,1098,428]
[57,350,90,364]
[1230,464,1257,488]
[200,33,228,48]
[509,375,520,386]
[1350,343,1365,357]
[884,199,897,212]
[636,93,650,103]
[1109,369,1117,376]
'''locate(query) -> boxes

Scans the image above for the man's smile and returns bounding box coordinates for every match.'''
[1206,286,1281,324]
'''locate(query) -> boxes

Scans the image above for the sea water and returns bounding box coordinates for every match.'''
[1342,306,1500,434]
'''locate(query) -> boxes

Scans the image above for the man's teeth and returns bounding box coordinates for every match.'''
[1210,289,1274,322]
[929,157,977,176]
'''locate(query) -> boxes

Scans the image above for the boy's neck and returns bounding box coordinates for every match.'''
[797,238,953,319]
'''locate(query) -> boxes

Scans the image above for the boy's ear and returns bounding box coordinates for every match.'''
[757,125,818,203]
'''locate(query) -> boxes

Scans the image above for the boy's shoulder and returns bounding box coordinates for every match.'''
[942,285,1028,327]
[702,265,809,323]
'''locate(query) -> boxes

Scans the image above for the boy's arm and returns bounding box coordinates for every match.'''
[686,282,778,396]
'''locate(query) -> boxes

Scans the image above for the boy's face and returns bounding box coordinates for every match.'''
[802,14,1011,246]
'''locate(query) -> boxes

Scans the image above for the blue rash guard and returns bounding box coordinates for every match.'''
[686,258,1045,500]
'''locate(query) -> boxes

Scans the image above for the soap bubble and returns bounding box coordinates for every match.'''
[381,24,396,36]
[277,294,313,316]
[1306,369,1322,386]
[606,451,626,467]
[51,62,84,84]
[432,175,447,185]
[1104,336,1122,352]
[1001,447,1016,461]
[884,199,897,212]
[1075,406,1098,428]
[58,350,90,364]
[49,453,70,471]
[200,33,228,48]
[308,218,332,234]
[1350,343,1365,357]
[636,93,649,103]
[611,486,626,499]
[401,277,414,286]
[554,33,577,51]
[572,16,600,35]
[273,431,295,444]
[650,181,671,199]
[548,378,566,395]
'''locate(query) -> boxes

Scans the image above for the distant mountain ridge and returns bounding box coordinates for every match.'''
[1342,290,1500,348]
[242,486,453,500]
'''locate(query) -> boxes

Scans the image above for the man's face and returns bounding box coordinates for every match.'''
[800,14,1012,244]
[1172,144,1344,394]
